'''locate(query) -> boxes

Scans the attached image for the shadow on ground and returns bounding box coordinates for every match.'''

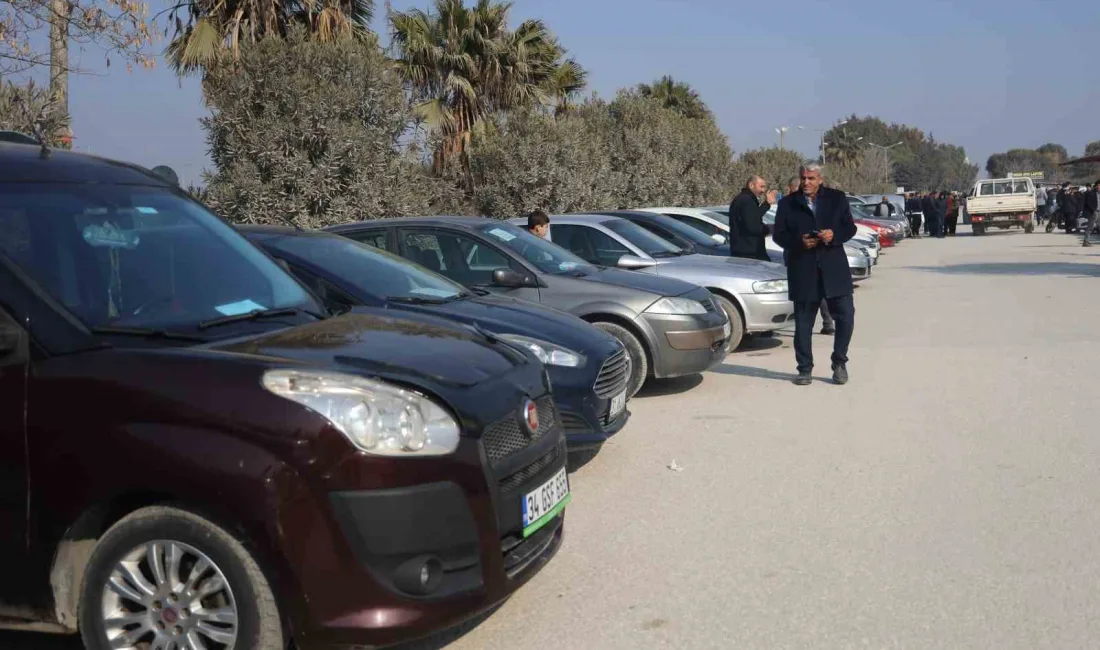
[911,262,1100,277]
[634,374,703,398]
[737,335,785,352]
[0,632,80,650]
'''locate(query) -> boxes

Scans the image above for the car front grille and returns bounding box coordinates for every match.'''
[497,445,562,493]
[593,348,630,399]
[852,266,869,278]
[559,411,590,434]
[500,511,562,578]
[482,396,556,463]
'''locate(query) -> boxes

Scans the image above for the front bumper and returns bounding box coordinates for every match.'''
[279,375,569,648]
[740,291,794,332]
[636,310,729,379]
[547,365,630,450]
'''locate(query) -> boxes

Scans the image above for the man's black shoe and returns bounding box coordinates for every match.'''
[820,326,836,336]
[793,372,812,386]
[832,362,849,385]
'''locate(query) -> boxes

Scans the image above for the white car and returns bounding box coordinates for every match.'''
[650,206,879,266]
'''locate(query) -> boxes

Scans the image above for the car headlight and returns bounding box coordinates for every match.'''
[498,334,586,368]
[752,278,787,294]
[262,370,460,456]
[645,296,707,315]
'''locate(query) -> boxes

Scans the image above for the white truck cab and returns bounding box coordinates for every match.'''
[966,177,1037,235]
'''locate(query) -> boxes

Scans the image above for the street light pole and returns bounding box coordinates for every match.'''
[800,119,848,165]
[775,126,790,149]
[867,141,904,185]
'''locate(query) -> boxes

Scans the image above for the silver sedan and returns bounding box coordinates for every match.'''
[511,214,794,352]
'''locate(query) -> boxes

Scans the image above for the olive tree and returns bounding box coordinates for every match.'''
[201,27,461,228]
[469,102,624,217]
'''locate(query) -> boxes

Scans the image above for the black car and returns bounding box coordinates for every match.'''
[240,226,631,451]
[0,142,568,648]
[592,210,731,256]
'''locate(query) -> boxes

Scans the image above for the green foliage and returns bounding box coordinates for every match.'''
[606,90,733,207]
[636,75,709,120]
[200,27,462,228]
[985,148,1057,179]
[827,148,895,195]
[469,102,623,217]
[0,79,71,147]
[467,91,735,217]
[730,147,804,192]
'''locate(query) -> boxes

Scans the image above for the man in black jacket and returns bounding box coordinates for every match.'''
[905,193,923,238]
[921,192,936,236]
[773,164,858,386]
[1057,183,1076,232]
[934,192,949,238]
[1083,180,1100,247]
[728,175,778,261]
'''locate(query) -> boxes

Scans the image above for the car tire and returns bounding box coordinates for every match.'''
[973,225,984,236]
[1024,221,1035,233]
[79,505,285,650]
[711,294,745,353]
[592,321,647,398]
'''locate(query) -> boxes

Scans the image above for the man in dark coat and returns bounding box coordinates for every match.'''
[773,163,858,386]
[1057,183,1075,232]
[728,175,778,261]
[905,192,923,238]
[1083,180,1100,247]
[921,192,936,236]
[934,192,948,238]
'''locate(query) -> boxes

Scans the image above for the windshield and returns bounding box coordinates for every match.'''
[702,210,730,226]
[476,222,596,275]
[604,219,684,257]
[636,214,717,248]
[850,203,875,219]
[0,184,319,332]
[265,233,467,301]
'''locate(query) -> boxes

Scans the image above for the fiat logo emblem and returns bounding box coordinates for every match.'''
[522,399,539,435]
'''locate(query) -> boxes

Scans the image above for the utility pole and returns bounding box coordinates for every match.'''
[867,141,904,186]
[800,119,848,165]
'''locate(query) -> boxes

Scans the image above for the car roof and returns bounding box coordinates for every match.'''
[0,142,171,186]
[326,215,494,233]
[549,213,619,225]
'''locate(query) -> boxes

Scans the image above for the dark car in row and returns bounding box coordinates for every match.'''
[0,143,570,649]
[326,217,732,398]
[239,226,631,450]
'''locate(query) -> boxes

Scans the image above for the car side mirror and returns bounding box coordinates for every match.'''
[710,233,728,245]
[492,268,528,288]
[616,254,656,270]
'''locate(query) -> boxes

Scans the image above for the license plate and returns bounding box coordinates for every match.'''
[609,390,626,419]
[723,321,732,338]
[522,467,570,537]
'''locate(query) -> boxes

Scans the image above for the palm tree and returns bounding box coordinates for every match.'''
[636,75,709,119]
[166,0,374,74]
[390,0,586,173]
[823,128,865,169]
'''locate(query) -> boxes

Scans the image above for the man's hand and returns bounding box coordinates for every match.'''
[766,190,779,204]
[802,234,819,249]
[819,229,834,244]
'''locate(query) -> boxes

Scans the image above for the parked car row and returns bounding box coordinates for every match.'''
[0,142,903,649]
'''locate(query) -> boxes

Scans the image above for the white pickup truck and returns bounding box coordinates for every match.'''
[966,177,1036,235]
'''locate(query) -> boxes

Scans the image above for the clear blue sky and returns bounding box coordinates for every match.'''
[55,0,1100,186]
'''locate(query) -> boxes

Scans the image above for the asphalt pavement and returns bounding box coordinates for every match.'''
[8,225,1100,649]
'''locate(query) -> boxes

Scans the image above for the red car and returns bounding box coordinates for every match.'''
[855,219,896,247]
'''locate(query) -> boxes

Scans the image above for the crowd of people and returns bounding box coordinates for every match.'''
[902,191,963,238]
[1037,181,1100,246]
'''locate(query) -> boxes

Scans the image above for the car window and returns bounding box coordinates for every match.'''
[345,229,390,252]
[475,222,596,275]
[994,182,1013,195]
[979,183,994,196]
[264,233,466,301]
[603,219,683,257]
[283,261,359,307]
[551,224,632,266]
[701,210,730,226]
[0,184,318,332]
[399,228,520,287]
[1014,181,1030,193]
[666,213,722,237]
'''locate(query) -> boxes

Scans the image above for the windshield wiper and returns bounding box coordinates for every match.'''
[387,295,450,305]
[92,326,208,343]
[197,307,321,331]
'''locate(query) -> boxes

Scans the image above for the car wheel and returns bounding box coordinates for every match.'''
[973,225,984,236]
[1024,221,1035,233]
[79,506,285,650]
[592,321,647,398]
[711,294,745,353]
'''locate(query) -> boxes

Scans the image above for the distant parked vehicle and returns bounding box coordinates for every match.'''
[592,210,732,256]
[326,217,731,397]
[522,214,795,352]
[241,226,633,451]
[966,177,1037,235]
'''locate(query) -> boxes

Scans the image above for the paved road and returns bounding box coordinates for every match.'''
[8,226,1100,649]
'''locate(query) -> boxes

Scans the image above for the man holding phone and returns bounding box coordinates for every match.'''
[772,163,858,386]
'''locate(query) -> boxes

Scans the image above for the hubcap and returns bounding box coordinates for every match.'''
[101,540,238,650]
